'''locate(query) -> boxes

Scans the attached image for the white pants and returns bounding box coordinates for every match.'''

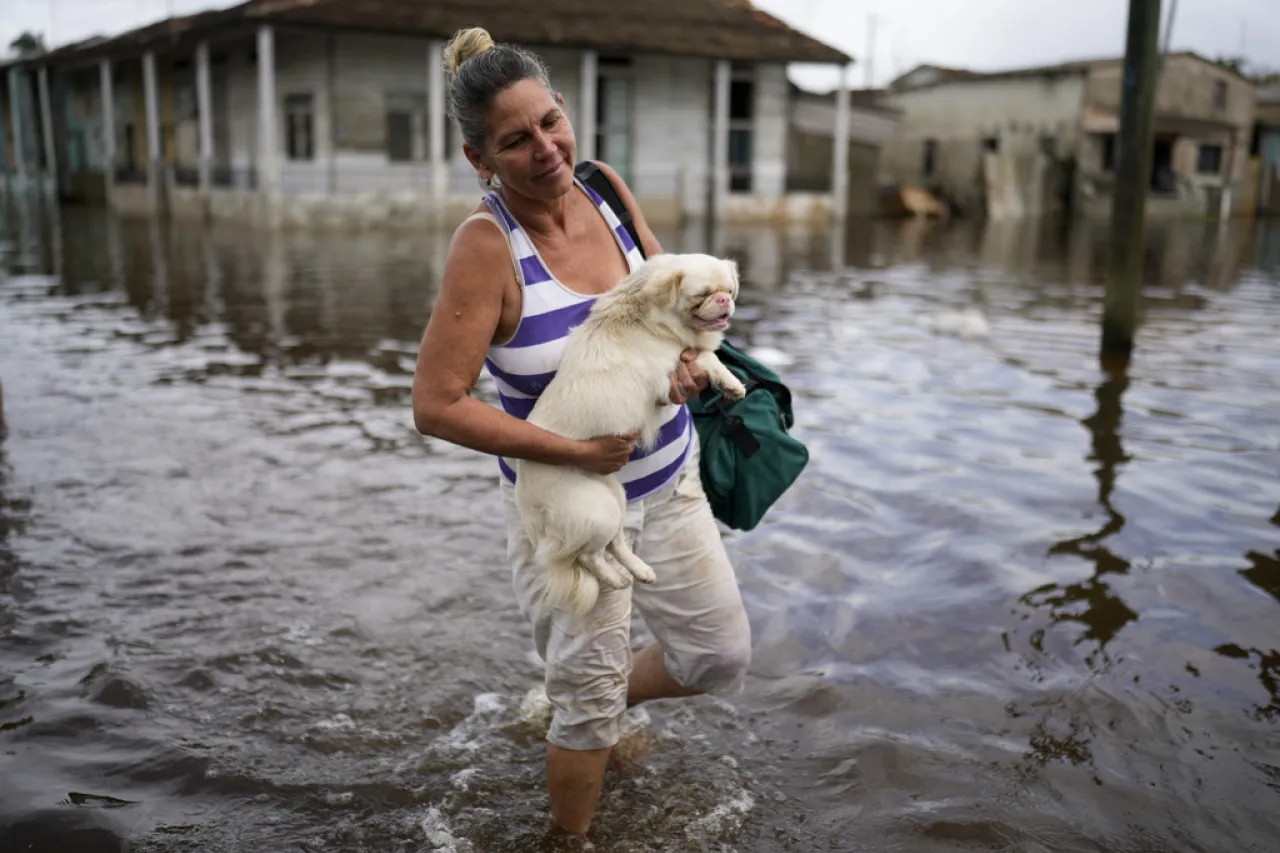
[500,440,753,751]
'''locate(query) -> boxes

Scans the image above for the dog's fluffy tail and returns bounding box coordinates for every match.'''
[541,554,602,616]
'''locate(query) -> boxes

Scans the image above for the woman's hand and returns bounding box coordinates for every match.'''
[574,431,640,474]
[667,349,709,405]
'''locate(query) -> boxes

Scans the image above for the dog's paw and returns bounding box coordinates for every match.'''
[626,561,656,585]
[720,377,748,400]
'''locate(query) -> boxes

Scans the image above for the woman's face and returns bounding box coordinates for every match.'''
[467,78,577,201]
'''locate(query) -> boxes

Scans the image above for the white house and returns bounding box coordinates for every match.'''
[1,0,857,228]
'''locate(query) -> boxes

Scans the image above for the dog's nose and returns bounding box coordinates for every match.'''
[713,292,732,308]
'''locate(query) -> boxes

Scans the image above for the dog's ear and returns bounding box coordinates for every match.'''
[660,269,686,307]
[725,258,740,300]
[638,261,685,306]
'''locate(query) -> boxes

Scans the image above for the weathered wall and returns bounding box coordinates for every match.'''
[880,74,1085,211]
[1082,55,1256,209]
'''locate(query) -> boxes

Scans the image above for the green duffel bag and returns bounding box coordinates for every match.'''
[687,342,809,531]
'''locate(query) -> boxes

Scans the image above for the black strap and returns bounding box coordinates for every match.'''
[574,160,647,260]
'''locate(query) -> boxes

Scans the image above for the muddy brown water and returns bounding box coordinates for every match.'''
[0,202,1278,852]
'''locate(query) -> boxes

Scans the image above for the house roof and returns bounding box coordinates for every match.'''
[9,0,852,69]
[887,51,1257,91]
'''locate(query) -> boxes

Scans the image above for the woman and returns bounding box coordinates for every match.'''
[411,27,752,837]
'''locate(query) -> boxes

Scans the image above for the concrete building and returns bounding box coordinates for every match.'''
[0,0,856,228]
[878,52,1258,220]
[785,83,901,217]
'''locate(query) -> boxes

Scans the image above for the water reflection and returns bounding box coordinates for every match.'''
[1023,357,1138,661]
[2,198,1279,851]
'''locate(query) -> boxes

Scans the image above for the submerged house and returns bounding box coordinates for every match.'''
[785,82,901,217]
[878,52,1258,219]
[1251,83,1280,217]
[0,0,858,227]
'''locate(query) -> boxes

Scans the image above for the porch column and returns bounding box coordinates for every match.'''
[578,49,597,161]
[196,41,213,194]
[37,67,58,196]
[142,50,162,209]
[427,38,446,206]
[831,64,851,221]
[7,68,27,185]
[257,25,281,217]
[100,59,115,202]
[712,59,730,219]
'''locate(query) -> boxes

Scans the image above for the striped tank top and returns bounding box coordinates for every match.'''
[481,176,693,502]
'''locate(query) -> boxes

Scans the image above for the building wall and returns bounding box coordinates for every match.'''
[631,53,712,215]
[1081,56,1256,207]
[880,74,1086,210]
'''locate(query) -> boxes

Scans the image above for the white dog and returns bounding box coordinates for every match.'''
[513,252,748,615]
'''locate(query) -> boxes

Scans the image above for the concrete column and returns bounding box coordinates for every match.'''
[0,95,7,192]
[142,50,162,209]
[578,49,597,161]
[100,59,116,201]
[325,33,337,194]
[257,25,281,217]
[831,64,851,221]
[37,67,58,196]
[428,38,446,205]
[7,68,27,185]
[196,41,213,193]
[712,59,730,219]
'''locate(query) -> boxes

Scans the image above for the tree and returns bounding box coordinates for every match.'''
[8,31,46,57]
[1212,54,1280,84]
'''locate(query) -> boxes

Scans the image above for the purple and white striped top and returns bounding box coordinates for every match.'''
[481,175,693,502]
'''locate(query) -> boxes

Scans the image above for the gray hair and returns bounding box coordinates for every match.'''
[443,27,554,153]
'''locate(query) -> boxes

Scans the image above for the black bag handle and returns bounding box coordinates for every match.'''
[575,160,647,260]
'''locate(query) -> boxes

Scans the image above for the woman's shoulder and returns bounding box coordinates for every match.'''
[450,202,508,256]
[440,203,515,292]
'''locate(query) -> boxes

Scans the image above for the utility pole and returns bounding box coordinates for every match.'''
[865,13,877,88]
[1101,0,1162,360]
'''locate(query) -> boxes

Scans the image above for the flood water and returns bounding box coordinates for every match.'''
[0,199,1278,853]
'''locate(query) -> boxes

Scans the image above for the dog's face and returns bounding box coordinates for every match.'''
[637,253,740,334]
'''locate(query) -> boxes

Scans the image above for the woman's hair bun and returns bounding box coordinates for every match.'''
[443,27,495,77]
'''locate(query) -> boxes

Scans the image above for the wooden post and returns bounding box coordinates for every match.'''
[1101,0,1162,359]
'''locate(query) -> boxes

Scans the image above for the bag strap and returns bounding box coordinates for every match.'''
[574,160,647,260]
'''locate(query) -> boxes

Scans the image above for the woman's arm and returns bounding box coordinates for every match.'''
[412,219,636,473]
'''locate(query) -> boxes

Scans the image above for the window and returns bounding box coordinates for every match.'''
[284,93,314,161]
[1100,133,1116,171]
[1196,143,1223,175]
[922,139,937,178]
[595,58,633,183]
[386,112,413,162]
[1213,80,1227,110]
[728,70,754,192]
[384,92,427,163]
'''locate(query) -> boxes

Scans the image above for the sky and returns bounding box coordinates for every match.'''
[3,0,1278,91]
